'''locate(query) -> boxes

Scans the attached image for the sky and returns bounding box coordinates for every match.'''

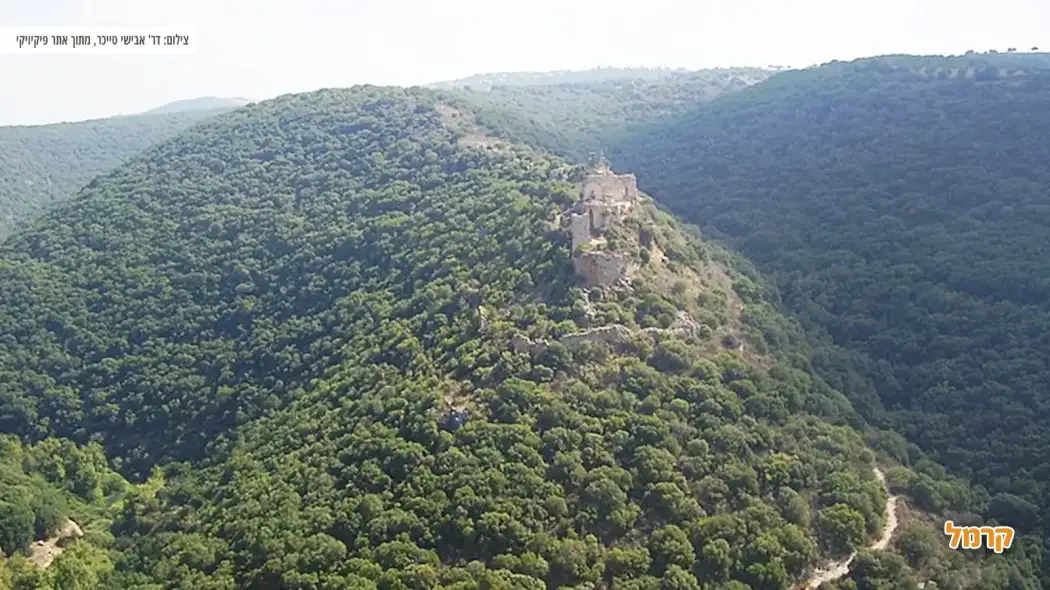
[1,0,1047,126]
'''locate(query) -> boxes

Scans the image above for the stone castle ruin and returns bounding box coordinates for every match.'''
[505,157,730,360]
[568,155,640,286]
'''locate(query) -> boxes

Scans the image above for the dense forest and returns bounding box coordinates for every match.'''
[0,107,233,239]
[446,52,1050,586]
[0,83,1010,589]
[2,53,1049,588]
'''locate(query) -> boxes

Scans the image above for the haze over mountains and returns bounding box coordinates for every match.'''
[137,96,254,116]
[0,52,1048,590]
[425,67,779,91]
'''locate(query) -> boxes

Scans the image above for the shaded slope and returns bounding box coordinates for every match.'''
[0,108,235,238]
[563,56,1050,583]
[607,54,1050,504]
[1,85,906,589]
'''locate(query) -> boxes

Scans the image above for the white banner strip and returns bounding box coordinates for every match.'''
[0,27,197,55]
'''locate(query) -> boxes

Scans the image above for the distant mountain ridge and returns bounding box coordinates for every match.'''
[428,66,779,91]
[139,96,252,115]
[442,67,775,162]
[0,105,237,238]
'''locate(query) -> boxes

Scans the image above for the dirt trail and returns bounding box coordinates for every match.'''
[800,466,900,589]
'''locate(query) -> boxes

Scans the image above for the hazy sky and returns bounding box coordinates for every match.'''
[1,0,1046,125]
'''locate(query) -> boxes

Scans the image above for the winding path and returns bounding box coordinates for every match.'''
[800,466,900,589]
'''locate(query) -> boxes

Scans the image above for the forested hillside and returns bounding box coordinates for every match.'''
[447,52,1050,586]
[0,84,1007,589]
[0,107,234,239]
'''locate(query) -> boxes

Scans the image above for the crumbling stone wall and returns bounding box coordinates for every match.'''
[581,172,639,203]
[570,204,624,251]
[573,250,629,286]
[570,212,592,251]
[510,314,704,358]
[589,203,624,232]
[559,324,633,347]
[510,333,548,354]
[510,324,632,355]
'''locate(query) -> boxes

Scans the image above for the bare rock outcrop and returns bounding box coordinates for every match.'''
[28,518,84,569]
[642,311,703,338]
[669,310,702,337]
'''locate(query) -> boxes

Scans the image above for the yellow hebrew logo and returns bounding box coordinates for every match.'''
[944,520,1014,554]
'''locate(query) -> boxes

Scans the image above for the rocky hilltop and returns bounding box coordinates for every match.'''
[503,155,766,369]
